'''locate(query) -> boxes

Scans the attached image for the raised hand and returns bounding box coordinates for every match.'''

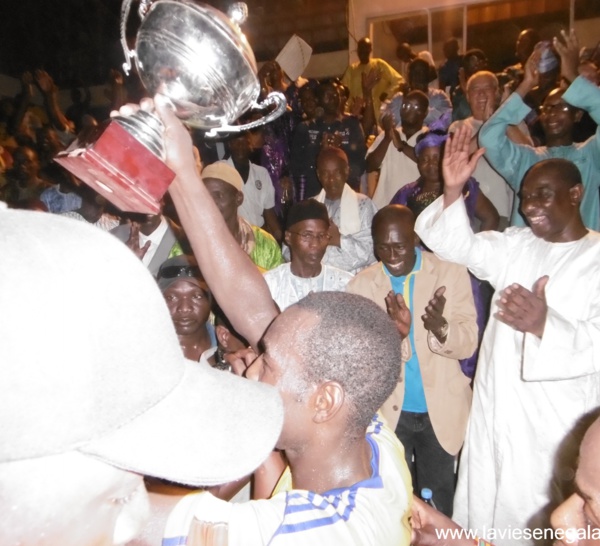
[385,291,411,338]
[516,48,542,97]
[34,69,56,95]
[350,96,365,117]
[224,347,258,377]
[496,275,549,338]
[125,221,151,260]
[422,286,448,343]
[442,124,485,207]
[153,94,198,179]
[554,29,580,83]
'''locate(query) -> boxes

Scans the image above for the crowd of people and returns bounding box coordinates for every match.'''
[1,18,600,546]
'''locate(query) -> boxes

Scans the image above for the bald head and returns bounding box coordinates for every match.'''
[357,37,372,64]
[372,205,416,238]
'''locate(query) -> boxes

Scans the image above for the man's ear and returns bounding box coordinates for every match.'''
[573,109,584,123]
[569,183,584,206]
[312,381,345,424]
[236,191,244,207]
[284,230,292,247]
[215,324,230,349]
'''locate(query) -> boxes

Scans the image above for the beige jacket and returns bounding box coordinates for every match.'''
[346,252,477,455]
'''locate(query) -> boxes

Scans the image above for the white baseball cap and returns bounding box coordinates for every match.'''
[0,204,283,486]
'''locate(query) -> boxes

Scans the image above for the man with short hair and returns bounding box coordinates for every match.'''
[0,203,283,546]
[414,124,600,544]
[150,94,413,545]
[201,161,283,271]
[347,204,478,516]
[313,146,377,274]
[264,199,353,310]
[367,90,429,208]
[341,36,404,124]
[479,30,600,230]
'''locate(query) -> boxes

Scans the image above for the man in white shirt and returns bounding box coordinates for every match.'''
[264,199,353,310]
[449,70,532,229]
[314,147,377,274]
[414,125,600,544]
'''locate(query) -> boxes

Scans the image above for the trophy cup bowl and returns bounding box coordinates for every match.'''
[55,0,287,214]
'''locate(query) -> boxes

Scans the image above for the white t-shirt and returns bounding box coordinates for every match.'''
[227,158,276,228]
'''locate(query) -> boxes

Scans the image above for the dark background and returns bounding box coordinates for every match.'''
[0,0,349,89]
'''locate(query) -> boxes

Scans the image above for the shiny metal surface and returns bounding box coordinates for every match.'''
[113,110,165,159]
[120,0,286,134]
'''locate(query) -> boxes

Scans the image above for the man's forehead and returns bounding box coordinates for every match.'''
[522,169,565,192]
[265,308,319,347]
[375,219,415,241]
[469,76,496,90]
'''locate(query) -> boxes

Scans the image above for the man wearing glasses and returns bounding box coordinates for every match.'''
[264,199,353,311]
[479,30,600,230]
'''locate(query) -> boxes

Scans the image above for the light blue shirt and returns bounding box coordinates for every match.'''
[479,76,600,230]
[384,248,427,413]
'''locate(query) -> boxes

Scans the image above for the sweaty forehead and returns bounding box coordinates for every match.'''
[265,307,319,350]
[375,217,414,242]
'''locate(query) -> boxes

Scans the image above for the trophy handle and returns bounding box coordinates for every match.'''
[205,92,288,137]
[120,0,154,75]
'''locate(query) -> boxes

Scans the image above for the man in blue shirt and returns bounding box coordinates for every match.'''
[479,30,600,230]
[347,205,478,516]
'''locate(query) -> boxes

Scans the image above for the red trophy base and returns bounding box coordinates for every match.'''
[55,120,175,214]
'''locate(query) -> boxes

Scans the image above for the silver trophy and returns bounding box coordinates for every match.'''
[55,0,286,213]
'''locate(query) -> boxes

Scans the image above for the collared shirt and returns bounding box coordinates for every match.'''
[383,248,426,412]
[139,216,169,267]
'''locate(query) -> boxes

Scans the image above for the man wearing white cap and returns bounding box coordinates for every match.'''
[201,160,283,271]
[0,203,284,546]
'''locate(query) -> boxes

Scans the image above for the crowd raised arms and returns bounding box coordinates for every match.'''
[1,18,600,546]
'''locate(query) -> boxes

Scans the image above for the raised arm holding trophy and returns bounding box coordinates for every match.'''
[55,0,287,213]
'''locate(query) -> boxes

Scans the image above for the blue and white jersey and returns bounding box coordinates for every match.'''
[163,416,412,546]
